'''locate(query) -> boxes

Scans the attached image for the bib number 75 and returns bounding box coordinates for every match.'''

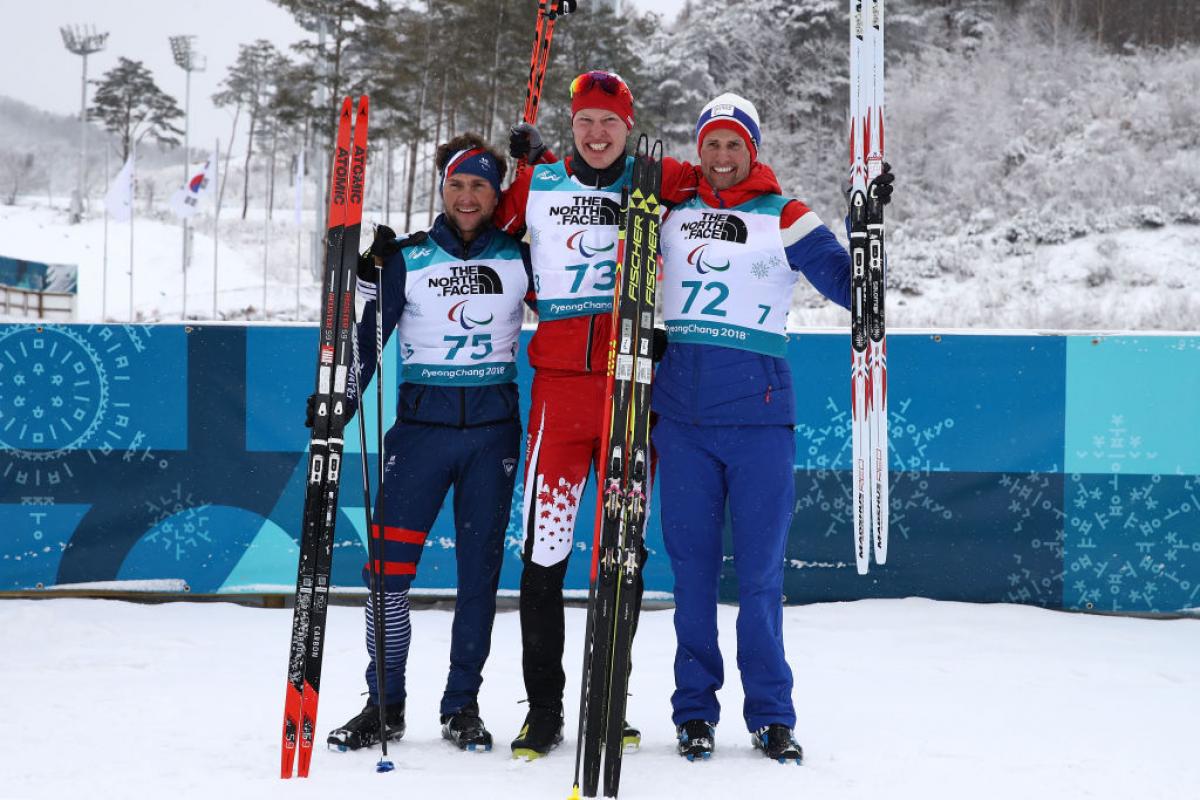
[444,334,493,360]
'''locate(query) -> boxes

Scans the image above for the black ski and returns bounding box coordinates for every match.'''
[573,135,663,800]
[281,94,369,779]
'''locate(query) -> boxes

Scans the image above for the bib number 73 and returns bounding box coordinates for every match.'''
[564,260,616,293]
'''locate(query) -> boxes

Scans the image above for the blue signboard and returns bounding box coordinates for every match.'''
[1,324,1196,613]
[0,256,78,293]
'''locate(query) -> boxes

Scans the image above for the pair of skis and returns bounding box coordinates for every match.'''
[571,136,663,800]
[280,95,369,779]
[517,0,575,178]
[849,0,889,575]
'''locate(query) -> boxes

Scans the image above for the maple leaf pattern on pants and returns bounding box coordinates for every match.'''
[529,473,585,566]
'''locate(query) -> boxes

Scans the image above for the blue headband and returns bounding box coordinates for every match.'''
[441,148,501,197]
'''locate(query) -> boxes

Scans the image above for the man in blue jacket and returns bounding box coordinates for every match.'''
[321,132,532,754]
[653,93,893,764]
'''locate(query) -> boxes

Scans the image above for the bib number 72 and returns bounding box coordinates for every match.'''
[680,280,729,317]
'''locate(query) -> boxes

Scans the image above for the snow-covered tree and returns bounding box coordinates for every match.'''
[90,58,184,162]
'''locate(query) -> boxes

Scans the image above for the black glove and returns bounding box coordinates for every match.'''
[305,393,356,428]
[652,327,669,363]
[356,224,400,282]
[869,161,895,206]
[355,226,433,282]
[509,122,546,164]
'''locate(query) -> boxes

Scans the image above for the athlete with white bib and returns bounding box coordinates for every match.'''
[323,133,532,755]
[497,70,700,759]
[654,93,894,764]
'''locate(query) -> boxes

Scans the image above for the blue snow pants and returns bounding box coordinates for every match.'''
[651,416,796,732]
[362,417,520,716]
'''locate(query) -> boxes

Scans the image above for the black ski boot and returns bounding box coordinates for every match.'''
[752,724,803,764]
[326,701,405,752]
[510,705,564,760]
[441,702,493,752]
[676,719,715,761]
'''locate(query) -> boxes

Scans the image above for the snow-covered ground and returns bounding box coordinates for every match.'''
[0,198,402,324]
[2,597,1197,799]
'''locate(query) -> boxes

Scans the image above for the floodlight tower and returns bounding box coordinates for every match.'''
[170,35,206,286]
[60,25,109,224]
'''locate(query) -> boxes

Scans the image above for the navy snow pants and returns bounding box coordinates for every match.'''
[651,416,796,732]
[361,418,520,716]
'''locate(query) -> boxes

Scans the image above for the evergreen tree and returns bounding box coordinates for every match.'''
[90,58,184,161]
[214,41,286,219]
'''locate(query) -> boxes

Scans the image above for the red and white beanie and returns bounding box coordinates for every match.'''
[695,92,762,160]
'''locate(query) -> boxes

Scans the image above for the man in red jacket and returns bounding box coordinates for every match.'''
[496,71,698,758]
[655,92,893,764]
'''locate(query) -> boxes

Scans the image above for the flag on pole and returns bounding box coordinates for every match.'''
[169,153,216,220]
[293,149,305,227]
[105,152,135,222]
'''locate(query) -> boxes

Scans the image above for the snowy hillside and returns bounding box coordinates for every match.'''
[2,598,1197,799]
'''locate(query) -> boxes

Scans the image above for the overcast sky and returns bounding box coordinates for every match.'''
[4,0,689,161]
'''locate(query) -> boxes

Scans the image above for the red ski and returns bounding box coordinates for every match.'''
[281,94,369,779]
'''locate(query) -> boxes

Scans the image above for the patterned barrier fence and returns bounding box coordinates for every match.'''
[1,323,1196,613]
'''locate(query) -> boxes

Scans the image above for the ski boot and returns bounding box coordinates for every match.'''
[441,702,493,752]
[326,701,405,752]
[510,705,564,760]
[622,720,641,752]
[676,719,715,761]
[752,724,803,764]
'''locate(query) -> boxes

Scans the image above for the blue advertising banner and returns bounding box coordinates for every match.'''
[0,256,78,293]
[1,324,1197,613]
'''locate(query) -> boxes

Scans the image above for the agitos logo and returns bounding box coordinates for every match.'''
[679,212,749,243]
[427,265,504,296]
[687,244,730,274]
[548,196,622,226]
[566,230,615,258]
[447,300,494,330]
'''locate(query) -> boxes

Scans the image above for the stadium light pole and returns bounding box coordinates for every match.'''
[60,25,108,225]
[170,35,205,317]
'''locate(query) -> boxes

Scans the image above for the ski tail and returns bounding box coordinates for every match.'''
[281,96,354,779]
[517,0,574,180]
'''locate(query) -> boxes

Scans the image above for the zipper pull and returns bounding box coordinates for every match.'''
[765,384,772,404]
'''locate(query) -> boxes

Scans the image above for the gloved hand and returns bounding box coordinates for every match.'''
[356,224,400,282]
[868,161,895,205]
[509,122,546,164]
[305,393,355,428]
[356,227,433,282]
[652,327,668,363]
